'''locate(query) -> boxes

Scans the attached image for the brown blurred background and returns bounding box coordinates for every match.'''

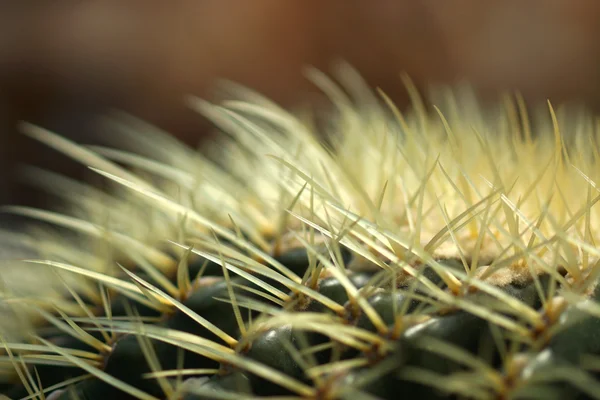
[1,1,600,206]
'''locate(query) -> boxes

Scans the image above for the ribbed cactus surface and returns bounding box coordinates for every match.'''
[1,67,600,399]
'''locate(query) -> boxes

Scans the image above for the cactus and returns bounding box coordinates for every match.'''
[1,65,600,399]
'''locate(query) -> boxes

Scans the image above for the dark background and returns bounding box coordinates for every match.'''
[2,1,600,207]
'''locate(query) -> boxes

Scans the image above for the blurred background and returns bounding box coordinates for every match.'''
[1,1,600,206]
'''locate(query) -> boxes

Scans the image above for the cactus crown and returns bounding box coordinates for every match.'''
[2,64,600,399]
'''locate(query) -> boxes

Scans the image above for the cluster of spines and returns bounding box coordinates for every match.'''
[1,66,600,399]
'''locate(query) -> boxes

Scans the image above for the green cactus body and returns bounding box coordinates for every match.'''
[2,65,600,399]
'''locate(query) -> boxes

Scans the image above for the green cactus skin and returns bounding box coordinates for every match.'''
[2,65,600,400]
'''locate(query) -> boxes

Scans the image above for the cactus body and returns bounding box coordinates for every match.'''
[2,66,600,399]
